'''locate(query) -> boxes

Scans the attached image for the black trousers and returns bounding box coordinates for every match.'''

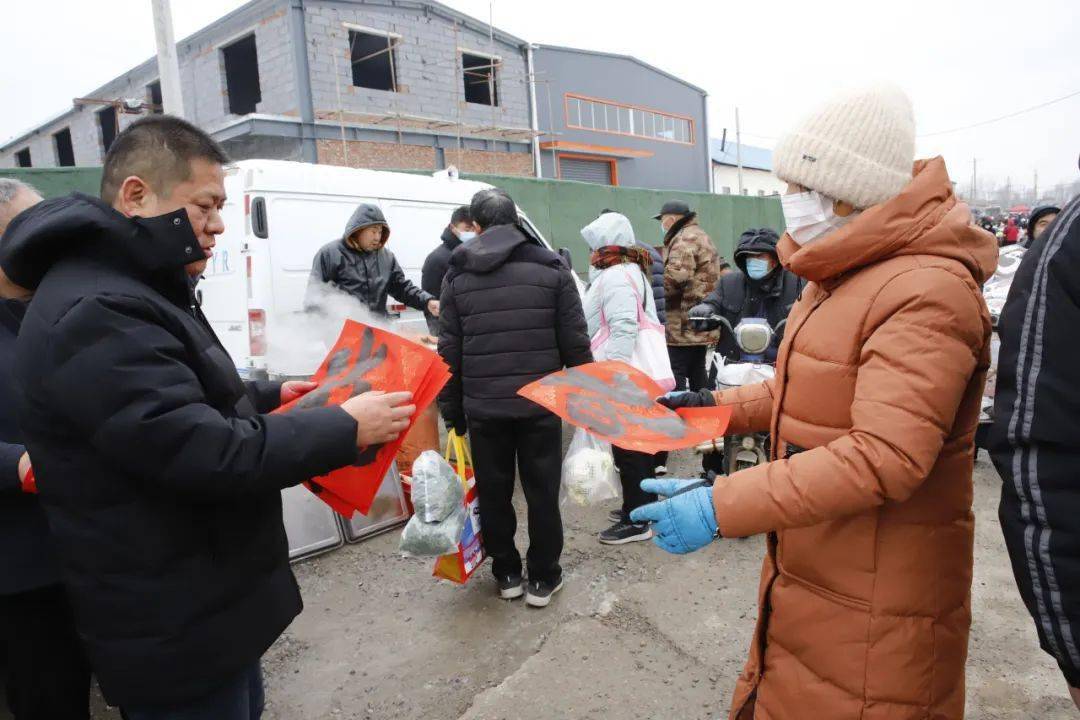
[0,584,90,720]
[668,344,709,391]
[121,663,263,720]
[468,414,563,584]
[612,446,657,517]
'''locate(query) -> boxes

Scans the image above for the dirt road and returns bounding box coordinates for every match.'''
[258,451,1075,720]
[7,450,1070,719]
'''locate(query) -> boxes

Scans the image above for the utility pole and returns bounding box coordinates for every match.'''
[1033,169,1039,203]
[735,107,744,196]
[150,0,185,116]
[971,158,977,204]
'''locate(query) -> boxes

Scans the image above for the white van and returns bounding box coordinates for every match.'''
[199,160,567,379]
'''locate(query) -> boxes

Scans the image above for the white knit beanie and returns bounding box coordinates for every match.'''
[772,84,916,209]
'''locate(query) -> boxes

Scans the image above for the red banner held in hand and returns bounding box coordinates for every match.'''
[518,361,732,454]
[276,320,450,517]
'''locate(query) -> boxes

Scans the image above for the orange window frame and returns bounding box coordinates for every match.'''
[556,153,619,186]
[563,93,695,146]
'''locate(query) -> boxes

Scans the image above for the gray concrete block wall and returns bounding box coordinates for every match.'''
[304,1,530,131]
[0,0,296,168]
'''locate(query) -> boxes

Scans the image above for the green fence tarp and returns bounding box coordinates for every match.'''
[460,173,784,271]
[0,166,784,272]
[0,167,103,200]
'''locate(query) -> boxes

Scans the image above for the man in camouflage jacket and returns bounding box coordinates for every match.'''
[657,201,728,392]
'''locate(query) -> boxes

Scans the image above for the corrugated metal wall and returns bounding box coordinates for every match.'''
[0,167,785,272]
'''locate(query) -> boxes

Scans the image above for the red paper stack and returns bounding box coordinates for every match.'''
[276,320,451,518]
[518,361,732,454]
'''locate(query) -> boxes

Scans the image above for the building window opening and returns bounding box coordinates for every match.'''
[98,106,118,153]
[15,148,31,168]
[223,34,261,115]
[54,128,75,166]
[147,81,163,114]
[462,53,498,106]
[349,30,397,91]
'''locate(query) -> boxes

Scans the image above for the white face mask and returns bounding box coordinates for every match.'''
[458,231,477,243]
[781,190,858,246]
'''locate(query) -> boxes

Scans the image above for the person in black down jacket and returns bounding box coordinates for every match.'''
[0,179,92,719]
[990,192,1080,711]
[690,227,805,364]
[421,205,477,334]
[0,116,416,720]
[306,203,439,320]
[438,188,592,608]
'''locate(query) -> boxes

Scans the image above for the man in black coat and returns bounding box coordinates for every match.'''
[306,203,438,321]
[421,205,476,335]
[0,116,416,720]
[0,179,92,720]
[990,192,1080,711]
[690,227,805,364]
[438,188,592,608]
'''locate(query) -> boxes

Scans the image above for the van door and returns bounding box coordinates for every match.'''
[198,194,249,367]
[261,194,379,378]
[380,200,458,333]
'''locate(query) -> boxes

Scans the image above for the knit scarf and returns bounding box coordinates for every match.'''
[590,245,652,276]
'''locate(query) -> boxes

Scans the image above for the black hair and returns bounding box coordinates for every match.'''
[100,114,229,204]
[450,205,473,226]
[470,188,517,231]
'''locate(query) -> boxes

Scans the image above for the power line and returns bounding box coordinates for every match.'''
[918,88,1080,138]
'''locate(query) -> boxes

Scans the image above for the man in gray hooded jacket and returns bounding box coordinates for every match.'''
[306,203,438,319]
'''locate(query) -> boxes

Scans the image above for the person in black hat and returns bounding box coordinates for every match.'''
[1021,204,1061,247]
[656,200,729,393]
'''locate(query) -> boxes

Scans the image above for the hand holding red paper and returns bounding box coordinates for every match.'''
[280,380,318,405]
[517,361,732,454]
[275,320,450,517]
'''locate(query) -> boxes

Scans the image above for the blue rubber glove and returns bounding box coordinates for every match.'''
[630,478,718,554]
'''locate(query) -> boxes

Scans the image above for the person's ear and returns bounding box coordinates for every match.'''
[115,176,157,218]
[833,199,856,217]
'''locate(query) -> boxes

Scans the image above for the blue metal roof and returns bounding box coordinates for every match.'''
[710,139,773,172]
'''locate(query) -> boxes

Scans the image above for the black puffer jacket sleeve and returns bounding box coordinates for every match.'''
[48,295,360,498]
[244,380,283,415]
[436,276,465,428]
[554,268,593,368]
[387,254,434,313]
[0,440,23,495]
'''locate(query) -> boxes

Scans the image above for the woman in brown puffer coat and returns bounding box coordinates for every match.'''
[636,86,998,720]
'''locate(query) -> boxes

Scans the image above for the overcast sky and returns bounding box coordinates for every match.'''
[4,0,1078,193]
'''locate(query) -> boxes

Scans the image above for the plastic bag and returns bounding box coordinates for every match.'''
[561,427,620,506]
[399,504,467,557]
[410,450,465,523]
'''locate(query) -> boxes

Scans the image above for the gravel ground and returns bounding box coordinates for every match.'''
[8,449,1075,719]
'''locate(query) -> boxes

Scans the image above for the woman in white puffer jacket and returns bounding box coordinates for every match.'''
[580,211,663,545]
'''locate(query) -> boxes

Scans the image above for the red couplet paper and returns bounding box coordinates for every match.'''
[276,320,450,517]
[518,361,732,454]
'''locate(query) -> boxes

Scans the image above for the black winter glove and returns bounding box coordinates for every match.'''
[688,303,720,332]
[657,389,716,410]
